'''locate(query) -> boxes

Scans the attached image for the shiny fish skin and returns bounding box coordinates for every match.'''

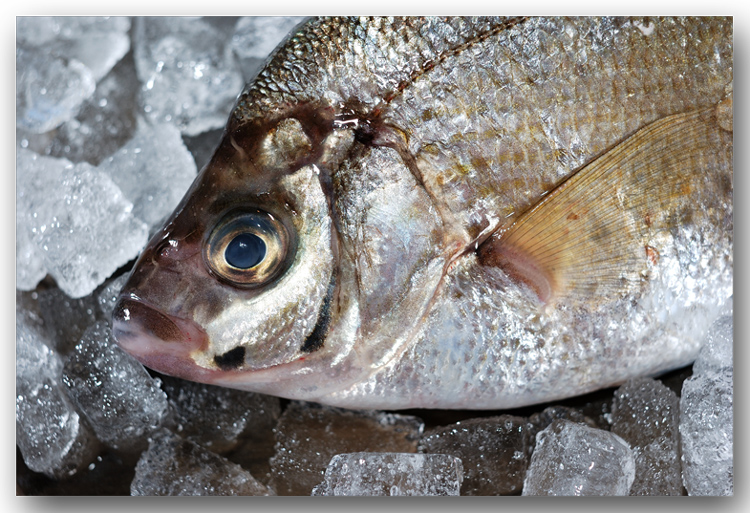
[113,17,733,410]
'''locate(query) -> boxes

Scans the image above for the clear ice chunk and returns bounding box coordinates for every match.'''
[17,16,131,47]
[22,53,140,166]
[61,321,169,452]
[16,225,47,291]
[679,314,733,496]
[17,296,63,382]
[16,300,100,479]
[419,415,534,495]
[133,17,244,135]
[16,377,100,480]
[96,274,130,320]
[16,16,131,135]
[54,33,130,84]
[161,376,281,455]
[16,45,96,134]
[680,368,733,496]
[131,429,273,496]
[312,453,463,496]
[36,286,99,355]
[98,119,197,229]
[16,148,148,297]
[693,314,733,376]
[523,419,635,496]
[270,402,424,495]
[16,17,61,46]
[611,377,682,495]
[231,17,306,81]
[529,405,600,433]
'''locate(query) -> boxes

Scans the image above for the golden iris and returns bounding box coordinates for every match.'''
[203,209,293,287]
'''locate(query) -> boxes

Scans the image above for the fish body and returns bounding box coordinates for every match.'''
[113,16,733,409]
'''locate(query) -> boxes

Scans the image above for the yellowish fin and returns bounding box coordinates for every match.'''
[478,107,731,303]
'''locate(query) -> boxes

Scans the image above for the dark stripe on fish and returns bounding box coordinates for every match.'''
[300,272,336,353]
[214,346,246,370]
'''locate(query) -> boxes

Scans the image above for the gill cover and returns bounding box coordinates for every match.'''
[113,114,337,384]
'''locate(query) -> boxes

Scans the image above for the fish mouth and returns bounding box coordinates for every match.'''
[112,295,217,382]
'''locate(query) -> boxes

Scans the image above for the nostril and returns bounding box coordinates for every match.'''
[151,236,201,263]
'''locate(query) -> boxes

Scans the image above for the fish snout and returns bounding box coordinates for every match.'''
[112,295,209,377]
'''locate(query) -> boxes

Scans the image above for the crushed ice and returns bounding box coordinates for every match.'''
[15,16,733,496]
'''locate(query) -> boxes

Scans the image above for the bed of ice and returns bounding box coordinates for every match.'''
[15,16,734,496]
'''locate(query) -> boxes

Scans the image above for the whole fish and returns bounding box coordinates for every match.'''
[113,16,733,410]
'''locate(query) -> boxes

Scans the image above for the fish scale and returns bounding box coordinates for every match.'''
[383,17,730,238]
[113,16,732,410]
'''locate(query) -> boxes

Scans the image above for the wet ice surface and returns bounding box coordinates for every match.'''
[611,378,682,495]
[161,376,281,456]
[419,415,534,495]
[522,419,636,496]
[16,297,100,479]
[98,120,197,229]
[131,430,273,496]
[679,315,734,496]
[61,322,169,452]
[16,16,734,496]
[270,402,424,495]
[312,453,463,496]
[133,17,244,136]
[16,148,148,298]
[16,17,130,134]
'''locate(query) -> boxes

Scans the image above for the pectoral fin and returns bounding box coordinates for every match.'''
[478,106,731,303]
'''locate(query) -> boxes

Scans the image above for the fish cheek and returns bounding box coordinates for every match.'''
[196,164,336,372]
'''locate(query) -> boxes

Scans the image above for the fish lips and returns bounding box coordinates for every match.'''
[112,294,219,383]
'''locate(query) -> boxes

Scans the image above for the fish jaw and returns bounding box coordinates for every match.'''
[112,295,217,383]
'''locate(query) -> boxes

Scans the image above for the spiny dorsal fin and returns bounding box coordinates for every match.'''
[478,107,731,303]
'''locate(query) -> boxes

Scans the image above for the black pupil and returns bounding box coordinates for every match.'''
[225,233,266,269]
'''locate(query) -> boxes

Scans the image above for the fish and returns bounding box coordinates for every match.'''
[112,16,733,410]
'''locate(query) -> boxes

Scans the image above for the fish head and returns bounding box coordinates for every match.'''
[112,107,356,397]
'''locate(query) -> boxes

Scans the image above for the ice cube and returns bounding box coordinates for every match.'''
[131,429,273,496]
[61,321,169,452]
[611,378,682,495]
[36,286,99,355]
[529,405,600,433]
[161,376,281,455]
[54,33,130,84]
[16,45,96,133]
[17,16,131,47]
[419,415,534,495]
[231,17,307,81]
[16,291,60,378]
[96,274,130,320]
[269,402,423,495]
[16,17,60,46]
[27,52,140,166]
[16,226,48,292]
[16,148,148,297]
[312,453,463,496]
[693,314,733,375]
[523,419,635,496]
[16,378,101,480]
[680,368,733,495]
[133,17,244,135]
[98,119,197,229]
[16,301,100,479]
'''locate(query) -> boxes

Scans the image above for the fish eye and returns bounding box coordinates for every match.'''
[203,209,294,287]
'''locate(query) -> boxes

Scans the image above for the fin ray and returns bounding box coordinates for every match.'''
[478,107,731,302]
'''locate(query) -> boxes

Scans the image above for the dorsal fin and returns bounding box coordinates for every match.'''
[478,107,731,303]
